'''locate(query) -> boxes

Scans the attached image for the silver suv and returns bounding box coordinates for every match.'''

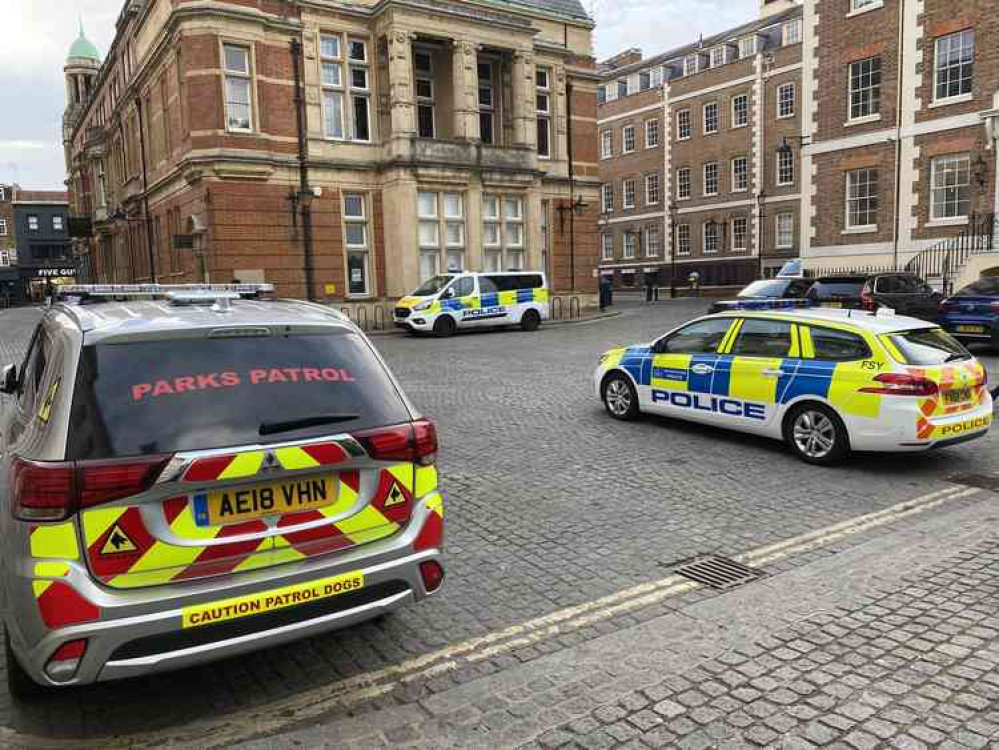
[0,285,445,697]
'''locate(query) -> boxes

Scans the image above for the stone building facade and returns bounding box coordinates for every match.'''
[64,0,600,303]
[596,0,803,290]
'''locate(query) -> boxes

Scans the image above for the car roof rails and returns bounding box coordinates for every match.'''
[57,283,275,305]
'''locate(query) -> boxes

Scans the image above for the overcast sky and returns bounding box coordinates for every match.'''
[0,0,756,189]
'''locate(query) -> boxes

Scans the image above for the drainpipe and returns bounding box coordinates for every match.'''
[890,0,907,271]
[134,96,158,283]
[291,37,316,301]
[567,81,576,293]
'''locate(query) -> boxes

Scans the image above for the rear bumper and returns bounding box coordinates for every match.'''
[6,495,445,687]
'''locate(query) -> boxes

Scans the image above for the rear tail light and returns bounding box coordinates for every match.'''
[991,301,999,314]
[939,300,955,315]
[419,560,445,593]
[860,289,876,311]
[11,454,171,521]
[45,639,87,682]
[860,373,939,397]
[356,420,438,467]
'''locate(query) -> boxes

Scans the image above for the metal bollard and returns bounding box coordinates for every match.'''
[569,296,581,320]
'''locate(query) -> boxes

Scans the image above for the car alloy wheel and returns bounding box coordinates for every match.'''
[603,375,638,420]
[792,409,837,460]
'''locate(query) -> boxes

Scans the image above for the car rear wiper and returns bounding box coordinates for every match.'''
[945,354,968,363]
[259,415,360,436]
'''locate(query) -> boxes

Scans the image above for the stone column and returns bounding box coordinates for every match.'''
[511,50,536,149]
[388,30,416,137]
[451,40,479,141]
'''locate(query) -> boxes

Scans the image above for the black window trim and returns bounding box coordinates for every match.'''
[805,324,873,362]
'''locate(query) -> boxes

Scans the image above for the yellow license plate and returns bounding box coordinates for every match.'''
[943,387,973,405]
[957,325,985,334]
[824,302,843,309]
[193,474,337,527]
[182,570,364,628]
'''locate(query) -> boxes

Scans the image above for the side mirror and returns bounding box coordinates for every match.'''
[0,365,17,395]
[441,289,456,300]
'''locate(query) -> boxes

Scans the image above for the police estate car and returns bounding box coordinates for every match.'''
[595,308,993,464]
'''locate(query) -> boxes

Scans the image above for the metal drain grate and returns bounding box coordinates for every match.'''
[675,556,763,590]
[950,473,999,493]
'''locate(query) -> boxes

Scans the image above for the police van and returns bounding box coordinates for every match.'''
[394,272,549,337]
[594,308,993,465]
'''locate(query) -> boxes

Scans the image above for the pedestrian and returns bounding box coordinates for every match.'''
[688,271,701,297]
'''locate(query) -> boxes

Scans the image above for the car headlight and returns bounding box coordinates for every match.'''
[413,301,432,312]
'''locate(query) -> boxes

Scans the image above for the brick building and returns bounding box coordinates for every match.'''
[62,0,600,305]
[801,0,999,284]
[597,0,804,291]
[0,185,14,267]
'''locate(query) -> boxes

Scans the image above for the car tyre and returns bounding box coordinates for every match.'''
[433,316,456,338]
[521,310,541,332]
[5,631,48,702]
[602,373,640,421]
[783,403,850,466]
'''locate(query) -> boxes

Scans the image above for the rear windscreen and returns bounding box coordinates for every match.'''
[67,333,412,460]
[956,277,999,296]
[738,280,791,298]
[886,328,970,366]
[807,280,864,298]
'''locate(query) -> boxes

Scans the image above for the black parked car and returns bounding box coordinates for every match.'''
[805,273,941,321]
[708,277,814,314]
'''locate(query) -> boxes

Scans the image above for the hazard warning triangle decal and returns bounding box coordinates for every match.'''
[383,481,407,508]
[101,524,139,555]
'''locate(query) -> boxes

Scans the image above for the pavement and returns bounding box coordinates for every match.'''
[0,301,996,749]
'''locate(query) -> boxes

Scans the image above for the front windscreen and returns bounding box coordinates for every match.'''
[67,333,412,460]
[411,276,454,297]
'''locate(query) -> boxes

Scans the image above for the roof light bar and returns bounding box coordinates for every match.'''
[58,284,275,300]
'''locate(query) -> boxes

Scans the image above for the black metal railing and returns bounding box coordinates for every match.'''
[905,213,996,295]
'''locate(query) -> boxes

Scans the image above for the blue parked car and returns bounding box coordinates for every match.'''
[939,276,999,349]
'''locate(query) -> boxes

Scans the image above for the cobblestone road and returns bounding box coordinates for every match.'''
[0,302,996,748]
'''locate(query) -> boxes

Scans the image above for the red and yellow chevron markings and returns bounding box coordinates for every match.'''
[183,442,350,483]
[30,523,101,628]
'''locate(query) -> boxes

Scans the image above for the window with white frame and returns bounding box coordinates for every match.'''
[0,187,5,202]
[646,226,661,257]
[601,130,613,158]
[777,83,796,118]
[677,224,691,256]
[934,30,974,102]
[601,234,614,261]
[703,222,720,254]
[417,191,465,280]
[676,109,691,140]
[27,215,39,231]
[777,149,795,186]
[624,233,638,259]
[732,94,748,127]
[784,19,802,46]
[618,79,629,98]
[710,47,726,68]
[645,119,660,148]
[775,212,794,248]
[0,218,6,236]
[223,44,253,132]
[343,193,371,295]
[623,179,636,209]
[478,61,496,145]
[483,195,526,271]
[639,71,651,91]
[849,56,882,120]
[414,48,436,139]
[646,173,661,205]
[704,162,719,196]
[52,215,64,232]
[677,167,691,200]
[623,125,636,153]
[597,86,607,105]
[602,183,614,213]
[846,168,879,229]
[739,36,757,58]
[930,154,971,221]
[725,156,746,193]
[684,54,698,76]
[732,216,748,252]
[703,102,719,134]
[320,35,370,141]
[651,67,663,87]
[536,68,552,159]
[851,0,883,11]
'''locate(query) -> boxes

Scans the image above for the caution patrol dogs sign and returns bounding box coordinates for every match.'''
[181,571,364,628]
